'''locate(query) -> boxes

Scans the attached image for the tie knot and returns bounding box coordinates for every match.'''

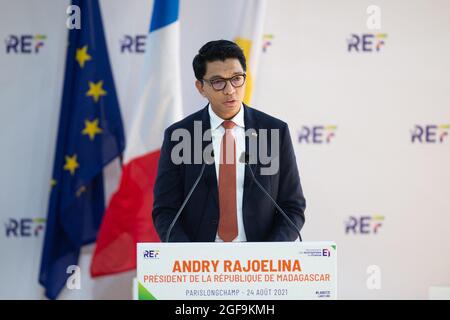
[222,120,236,130]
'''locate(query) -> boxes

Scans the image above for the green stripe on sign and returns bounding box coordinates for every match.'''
[138,282,157,300]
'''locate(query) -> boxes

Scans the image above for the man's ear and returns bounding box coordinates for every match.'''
[195,80,206,97]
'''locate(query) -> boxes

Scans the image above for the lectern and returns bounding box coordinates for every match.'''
[137,241,337,300]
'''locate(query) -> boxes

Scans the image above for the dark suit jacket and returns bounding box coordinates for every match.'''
[152,104,306,242]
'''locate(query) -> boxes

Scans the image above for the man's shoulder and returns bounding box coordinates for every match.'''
[164,104,289,133]
[165,105,207,133]
[247,105,288,129]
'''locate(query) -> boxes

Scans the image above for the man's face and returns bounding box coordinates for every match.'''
[195,58,246,120]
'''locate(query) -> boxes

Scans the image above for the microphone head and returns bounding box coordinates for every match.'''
[203,148,215,165]
[239,152,249,164]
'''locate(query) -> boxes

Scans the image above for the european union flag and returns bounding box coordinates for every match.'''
[39,0,125,299]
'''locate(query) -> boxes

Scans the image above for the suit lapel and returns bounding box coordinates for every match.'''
[201,105,219,208]
[244,104,259,188]
[242,105,260,234]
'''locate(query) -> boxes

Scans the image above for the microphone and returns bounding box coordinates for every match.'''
[239,152,302,241]
[165,152,214,242]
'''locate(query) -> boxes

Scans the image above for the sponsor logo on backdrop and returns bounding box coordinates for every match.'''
[298,125,337,144]
[120,34,147,53]
[411,124,450,144]
[347,33,387,52]
[4,218,46,237]
[143,250,160,259]
[345,215,384,234]
[5,34,46,54]
[262,34,274,53]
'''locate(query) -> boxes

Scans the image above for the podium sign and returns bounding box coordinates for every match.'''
[137,241,337,300]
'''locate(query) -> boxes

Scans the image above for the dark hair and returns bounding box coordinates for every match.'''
[192,40,247,80]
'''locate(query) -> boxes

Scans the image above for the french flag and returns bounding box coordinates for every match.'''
[90,0,182,276]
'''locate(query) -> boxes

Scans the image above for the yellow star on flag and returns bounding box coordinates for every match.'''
[63,154,79,176]
[75,45,92,68]
[82,118,103,141]
[86,80,107,103]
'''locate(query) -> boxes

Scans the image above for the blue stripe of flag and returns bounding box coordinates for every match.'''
[149,0,179,32]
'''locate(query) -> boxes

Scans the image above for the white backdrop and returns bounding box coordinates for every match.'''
[0,0,449,299]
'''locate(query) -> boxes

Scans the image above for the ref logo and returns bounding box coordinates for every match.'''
[5,34,47,54]
[347,33,387,52]
[4,218,46,237]
[298,125,337,144]
[345,215,384,234]
[411,124,450,144]
[120,35,147,53]
[143,250,160,259]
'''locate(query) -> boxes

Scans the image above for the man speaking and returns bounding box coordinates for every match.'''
[153,40,306,242]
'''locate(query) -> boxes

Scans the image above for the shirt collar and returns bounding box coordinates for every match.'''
[208,103,245,130]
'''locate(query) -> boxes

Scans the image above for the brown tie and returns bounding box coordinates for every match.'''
[218,120,238,242]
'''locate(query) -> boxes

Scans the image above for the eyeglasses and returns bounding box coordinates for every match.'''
[202,73,246,91]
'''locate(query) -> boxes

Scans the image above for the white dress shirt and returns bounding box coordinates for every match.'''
[208,104,247,242]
